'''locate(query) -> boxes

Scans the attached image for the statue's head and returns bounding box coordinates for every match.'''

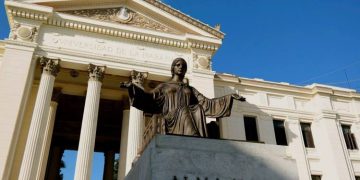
[171,58,187,77]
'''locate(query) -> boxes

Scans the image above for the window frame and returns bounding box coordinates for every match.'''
[243,115,259,142]
[341,123,358,150]
[273,119,288,146]
[300,122,315,148]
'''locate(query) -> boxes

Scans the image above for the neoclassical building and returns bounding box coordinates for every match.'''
[0,0,359,180]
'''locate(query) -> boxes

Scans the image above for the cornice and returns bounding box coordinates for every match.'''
[5,1,53,26]
[1,39,38,51]
[316,110,337,120]
[45,14,219,51]
[214,73,360,99]
[5,2,220,52]
[143,0,225,39]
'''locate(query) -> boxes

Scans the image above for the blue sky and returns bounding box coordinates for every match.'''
[1,1,360,90]
[162,0,360,90]
[1,0,360,179]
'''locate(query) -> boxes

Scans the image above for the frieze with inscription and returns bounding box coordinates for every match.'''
[40,31,189,65]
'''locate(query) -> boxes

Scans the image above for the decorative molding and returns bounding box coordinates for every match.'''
[62,7,180,35]
[7,8,49,21]
[9,23,38,42]
[88,64,106,82]
[6,5,220,51]
[39,56,60,76]
[143,0,224,39]
[193,54,211,70]
[45,17,219,51]
[130,70,148,88]
[6,6,219,51]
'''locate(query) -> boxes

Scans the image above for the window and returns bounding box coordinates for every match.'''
[311,175,321,180]
[355,176,360,180]
[341,124,358,150]
[244,116,259,141]
[273,119,288,146]
[300,122,315,148]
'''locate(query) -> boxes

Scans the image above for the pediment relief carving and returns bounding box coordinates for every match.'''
[62,7,181,35]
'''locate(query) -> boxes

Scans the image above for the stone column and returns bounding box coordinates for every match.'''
[130,70,147,158]
[119,109,130,180]
[74,64,105,180]
[128,106,144,162]
[118,71,147,180]
[18,57,60,180]
[36,88,62,180]
[103,151,115,180]
[0,44,36,180]
[285,117,311,180]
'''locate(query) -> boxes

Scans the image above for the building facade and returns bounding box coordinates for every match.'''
[0,0,359,179]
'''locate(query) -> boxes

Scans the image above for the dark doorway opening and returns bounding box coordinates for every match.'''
[45,94,123,179]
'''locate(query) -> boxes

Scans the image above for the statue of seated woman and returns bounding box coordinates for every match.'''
[120,58,245,137]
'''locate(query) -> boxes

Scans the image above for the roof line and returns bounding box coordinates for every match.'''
[143,0,225,39]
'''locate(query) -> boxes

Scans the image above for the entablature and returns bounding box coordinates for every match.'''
[215,73,360,100]
[5,0,223,52]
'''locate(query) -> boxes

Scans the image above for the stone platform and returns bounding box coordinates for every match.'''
[126,135,298,180]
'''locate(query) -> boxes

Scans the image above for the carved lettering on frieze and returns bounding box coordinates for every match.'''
[46,36,178,63]
[62,7,180,34]
[10,23,38,42]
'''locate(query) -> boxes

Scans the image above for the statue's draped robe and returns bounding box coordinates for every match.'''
[128,82,234,137]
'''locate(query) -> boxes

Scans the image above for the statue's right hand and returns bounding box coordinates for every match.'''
[120,81,132,88]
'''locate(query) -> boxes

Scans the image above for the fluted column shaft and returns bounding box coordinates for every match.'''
[74,64,105,180]
[119,109,130,180]
[36,88,61,180]
[19,57,60,180]
[118,70,147,180]
[128,107,144,163]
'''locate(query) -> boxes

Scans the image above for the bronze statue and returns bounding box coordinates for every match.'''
[120,58,245,137]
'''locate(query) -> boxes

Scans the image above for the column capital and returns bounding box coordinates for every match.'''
[88,64,106,82]
[39,57,60,76]
[130,70,148,88]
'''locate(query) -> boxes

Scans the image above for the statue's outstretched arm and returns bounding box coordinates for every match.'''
[120,82,163,114]
[192,87,246,118]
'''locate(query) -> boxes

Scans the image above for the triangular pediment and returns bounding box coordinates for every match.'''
[12,0,224,40]
[61,7,182,35]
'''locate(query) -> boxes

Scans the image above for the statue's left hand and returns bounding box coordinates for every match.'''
[232,94,246,102]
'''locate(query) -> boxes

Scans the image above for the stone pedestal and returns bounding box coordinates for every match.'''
[126,135,299,180]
